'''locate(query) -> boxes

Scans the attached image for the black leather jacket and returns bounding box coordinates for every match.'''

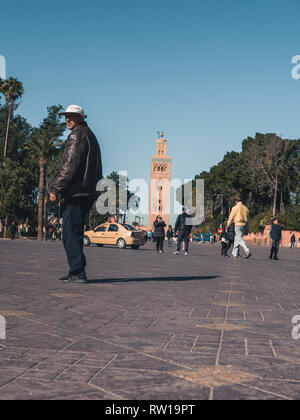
[51,122,102,200]
[153,221,166,238]
[175,212,192,233]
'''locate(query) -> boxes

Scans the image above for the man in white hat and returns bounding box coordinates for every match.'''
[50,105,102,283]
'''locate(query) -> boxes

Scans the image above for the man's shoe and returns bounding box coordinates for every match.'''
[185,252,188,256]
[64,272,88,283]
[245,251,252,259]
[274,257,279,260]
[173,251,180,255]
[59,274,69,281]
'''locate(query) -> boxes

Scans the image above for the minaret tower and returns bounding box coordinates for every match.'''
[149,130,172,229]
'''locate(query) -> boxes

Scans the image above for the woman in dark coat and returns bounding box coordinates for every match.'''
[153,216,166,253]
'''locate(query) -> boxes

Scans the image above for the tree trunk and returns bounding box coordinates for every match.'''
[272,176,278,217]
[3,102,13,160]
[37,159,46,240]
[3,216,8,238]
[280,191,285,215]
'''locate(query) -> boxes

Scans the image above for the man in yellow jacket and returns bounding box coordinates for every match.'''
[226,197,252,258]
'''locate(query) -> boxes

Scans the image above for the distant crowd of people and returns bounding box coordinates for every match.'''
[44,219,62,241]
[2,198,300,266]
[148,198,252,259]
[150,208,192,255]
[149,197,300,262]
[0,220,30,240]
[0,219,61,241]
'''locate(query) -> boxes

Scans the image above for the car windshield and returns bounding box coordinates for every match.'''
[122,224,137,231]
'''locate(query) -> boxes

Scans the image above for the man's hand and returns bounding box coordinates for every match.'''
[50,193,57,202]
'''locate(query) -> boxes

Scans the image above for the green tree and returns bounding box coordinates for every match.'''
[244,134,298,217]
[24,106,65,240]
[179,133,300,233]
[177,151,248,231]
[106,171,139,221]
[88,171,139,227]
[0,77,24,161]
[0,102,36,237]
[0,158,36,234]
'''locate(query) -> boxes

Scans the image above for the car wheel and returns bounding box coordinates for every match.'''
[117,238,126,249]
[131,245,140,249]
[96,244,104,247]
[83,236,90,246]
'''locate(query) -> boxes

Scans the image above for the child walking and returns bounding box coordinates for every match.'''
[219,230,228,257]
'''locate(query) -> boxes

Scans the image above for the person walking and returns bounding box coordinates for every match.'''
[167,226,174,247]
[290,233,296,249]
[50,105,102,283]
[269,218,282,260]
[108,215,118,223]
[173,208,192,256]
[225,223,235,257]
[219,229,228,257]
[10,221,17,240]
[46,221,54,241]
[226,197,252,258]
[147,231,153,243]
[153,216,166,253]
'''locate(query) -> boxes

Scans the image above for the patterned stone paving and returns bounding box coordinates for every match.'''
[0,239,300,400]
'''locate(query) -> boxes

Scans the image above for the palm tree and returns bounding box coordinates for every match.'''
[0,77,24,160]
[25,132,63,240]
[24,106,65,240]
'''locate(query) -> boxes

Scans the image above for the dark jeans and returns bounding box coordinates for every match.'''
[270,240,280,259]
[156,237,164,252]
[221,242,227,256]
[177,231,189,253]
[62,197,94,275]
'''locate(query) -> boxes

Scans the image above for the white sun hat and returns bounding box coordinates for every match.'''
[59,105,87,118]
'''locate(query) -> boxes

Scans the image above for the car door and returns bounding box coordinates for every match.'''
[91,224,108,244]
[106,224,120,245]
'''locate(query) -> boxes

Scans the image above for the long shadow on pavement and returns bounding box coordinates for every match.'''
[88,275,220,284]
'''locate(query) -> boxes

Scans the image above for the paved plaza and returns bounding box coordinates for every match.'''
[0,239,300,400]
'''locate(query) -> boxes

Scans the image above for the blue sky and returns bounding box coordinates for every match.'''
[1,0,300,192]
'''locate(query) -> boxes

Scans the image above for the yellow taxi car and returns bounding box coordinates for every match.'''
[83,223,146,249]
